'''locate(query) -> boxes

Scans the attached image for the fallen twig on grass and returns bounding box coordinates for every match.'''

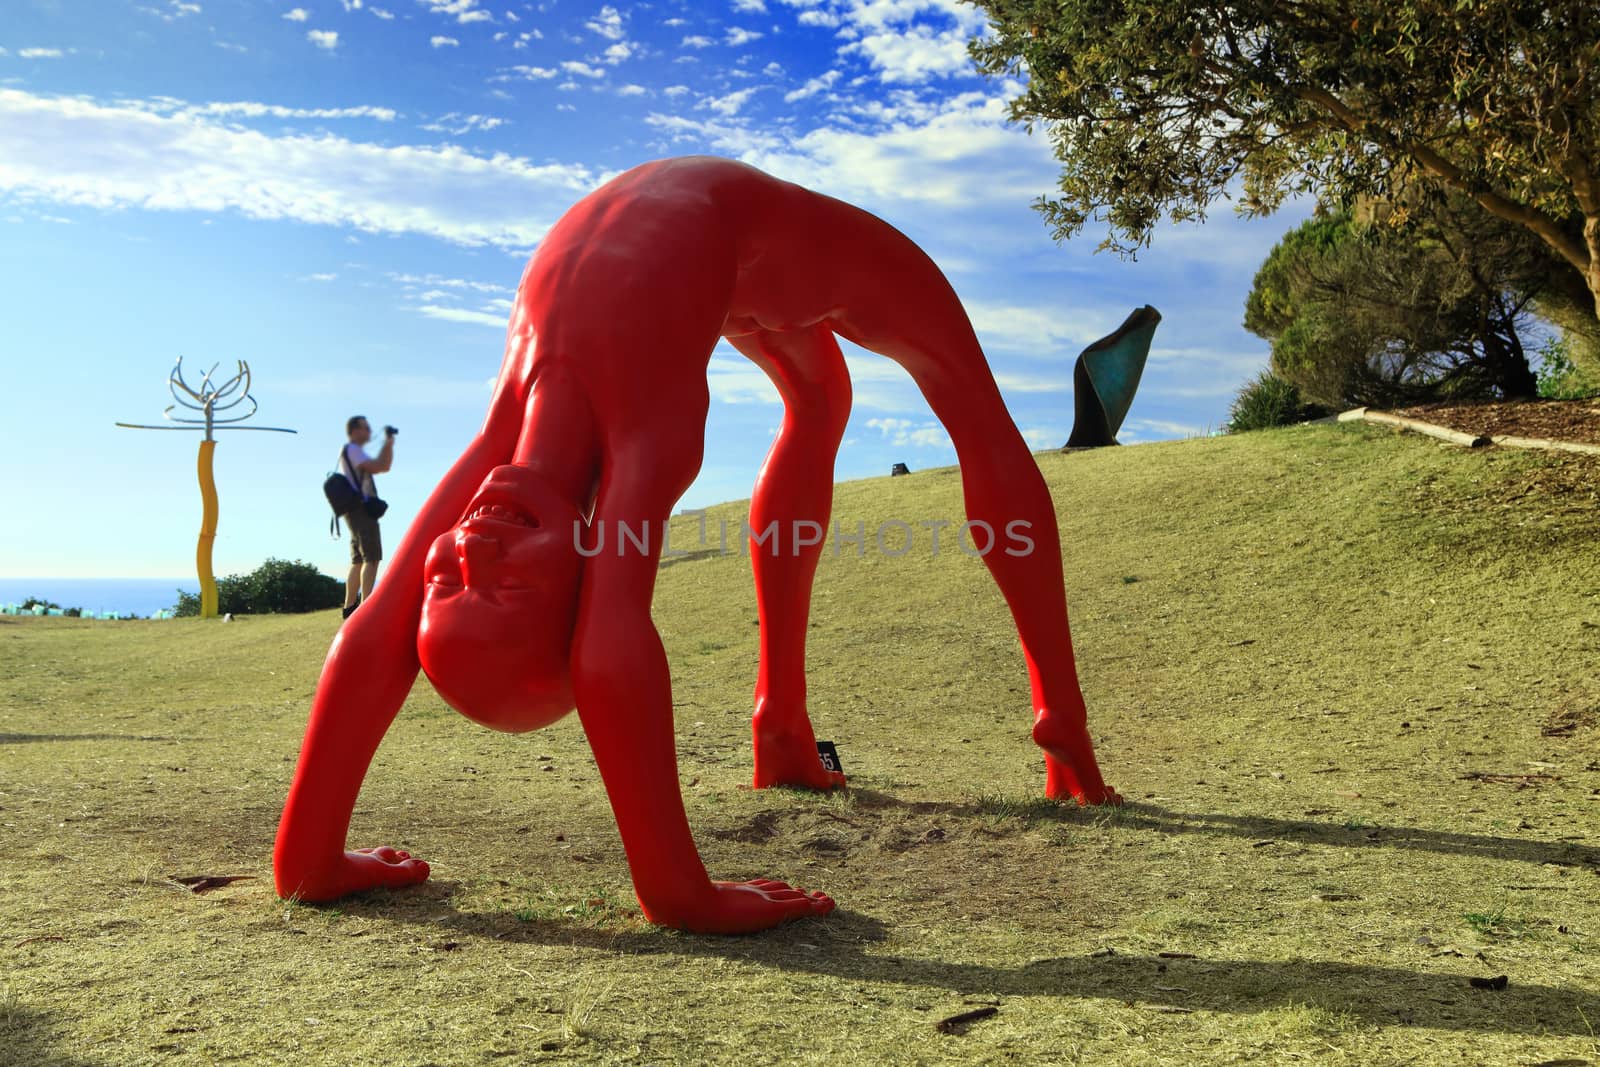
[934,1006,998,1034]
[167,875,255,893]
[14,934,66,947]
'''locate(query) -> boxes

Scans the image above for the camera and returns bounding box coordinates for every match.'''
[384,425,399,437]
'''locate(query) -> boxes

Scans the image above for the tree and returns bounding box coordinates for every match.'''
[969,1,1600,326]
[1244,198,1550,407]
[173,558,343,617]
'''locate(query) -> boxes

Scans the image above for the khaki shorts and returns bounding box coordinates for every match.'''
[347,507,383,564]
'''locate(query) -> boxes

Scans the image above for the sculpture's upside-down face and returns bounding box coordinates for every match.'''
[419,465,585,733]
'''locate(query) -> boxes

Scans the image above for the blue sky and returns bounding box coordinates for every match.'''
[0,0,1309,579]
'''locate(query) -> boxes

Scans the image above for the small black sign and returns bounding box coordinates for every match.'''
[816,741,843,774]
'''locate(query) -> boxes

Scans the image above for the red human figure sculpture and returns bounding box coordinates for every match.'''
[274,156,1121,934]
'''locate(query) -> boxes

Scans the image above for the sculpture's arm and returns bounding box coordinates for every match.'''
[273,413,518,900]
[569,457,834,933]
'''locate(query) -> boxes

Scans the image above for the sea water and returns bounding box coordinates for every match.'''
[0,578,197,618]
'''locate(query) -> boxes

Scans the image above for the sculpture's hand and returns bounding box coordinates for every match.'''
[280,847,430,902]
[646,879,835,934]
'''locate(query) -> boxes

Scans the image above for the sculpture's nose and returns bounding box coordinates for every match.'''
[456,531,499,585]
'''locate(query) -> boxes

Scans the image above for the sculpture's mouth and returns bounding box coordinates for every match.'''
[464,501,536,528]
[460,484,541,529]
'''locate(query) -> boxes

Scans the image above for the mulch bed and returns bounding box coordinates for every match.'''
[1394,398,1600,446]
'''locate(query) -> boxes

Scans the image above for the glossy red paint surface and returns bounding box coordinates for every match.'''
[274,157,1118,934]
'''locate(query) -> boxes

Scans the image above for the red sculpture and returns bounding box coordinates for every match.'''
[274,157,1120,934]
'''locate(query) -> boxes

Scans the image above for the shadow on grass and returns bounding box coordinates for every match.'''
[0,733,183,745]
[344,894,1599,1036]
[0,1006,97,1067]
[842,790,1600,871]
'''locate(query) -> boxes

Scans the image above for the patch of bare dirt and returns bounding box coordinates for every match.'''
[1395,399,1600,445]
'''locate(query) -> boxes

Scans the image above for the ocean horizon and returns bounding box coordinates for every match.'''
[0,578,199,617]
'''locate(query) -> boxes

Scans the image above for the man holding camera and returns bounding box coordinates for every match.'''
[341,416,396,619]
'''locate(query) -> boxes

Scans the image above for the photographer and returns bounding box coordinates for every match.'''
[340,416,396,619]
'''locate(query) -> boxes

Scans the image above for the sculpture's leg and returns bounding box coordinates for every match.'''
[907,367,1119,804]
[829,224,1120,804]
[727,326,852,791]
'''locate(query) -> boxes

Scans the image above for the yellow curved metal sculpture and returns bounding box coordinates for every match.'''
[196,439,220,618]
[116,359,295,619]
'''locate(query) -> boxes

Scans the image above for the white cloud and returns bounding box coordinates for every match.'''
[797,9,840,27]
[1020,426,1063,447]
[304,272,339,281]
[282,7,310,20]
[585,5,626,40]
[141,1,201,20]
[561,60,605,78]
[783,69,838,102]
[648,91,1056,210]
[420,112,505,133]
[1122,417,1210,440]
[603,41,634,64]
[371,7,395,18]
[662,16,687,26]
[840,24,974,83]
[733,0,767,11]
[415,304,507,327]
[17,48,66,59]
[725,27,763,45]
[342,0,363,10]
[185,101,398,121]
[680,34,713,48]
[307,29,340,49]
[708,354,781,404]
[663,85,690,97]
[866,417,950,448]
[617,84,648,97]
[0,89,600,249]
[497,64,557,80]
[431,35,460,47]
[418,0,492,24]
[963,299,1116,353]
[699,88,758,117]
[388,271,513,294]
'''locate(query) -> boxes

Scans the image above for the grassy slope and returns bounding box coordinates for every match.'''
[2,422,1599,1066]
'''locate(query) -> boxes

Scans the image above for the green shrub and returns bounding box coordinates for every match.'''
[1536,335,1597,400]
[1227,371,1328,433]
[174,558,344,616]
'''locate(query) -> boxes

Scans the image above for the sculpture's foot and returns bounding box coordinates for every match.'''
[753,723,847,791]
[646,879,835,934]
[277,846,430,902]
[1035,718,1122,807]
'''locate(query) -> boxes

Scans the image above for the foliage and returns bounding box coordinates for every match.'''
[173,558,343,616]
[1226,371,1327,432]
[18,597,82,617]
[1536,335,1598,400]
[1243,199,1550,407]
[969,0,1600,319]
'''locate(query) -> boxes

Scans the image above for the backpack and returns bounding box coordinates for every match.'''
[322,447,365,537]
